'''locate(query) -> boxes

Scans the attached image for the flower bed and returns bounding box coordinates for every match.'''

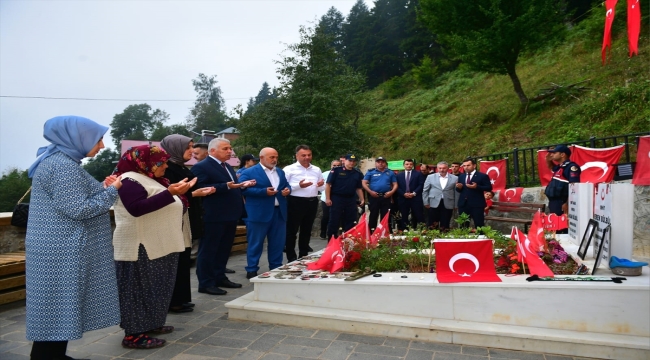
[339,223,582,275]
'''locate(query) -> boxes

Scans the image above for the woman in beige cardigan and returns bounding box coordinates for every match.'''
[112,145,213,349]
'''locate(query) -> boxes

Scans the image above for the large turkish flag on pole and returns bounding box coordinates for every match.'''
[480,159,506,191]
[602,0,618,64]
[632,136,650,185]
[434,239,501,283]
[627,0,641,57]
[572,144,625,183]
[537,150,555,186]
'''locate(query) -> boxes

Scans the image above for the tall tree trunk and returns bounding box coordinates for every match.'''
[505,64,529,106]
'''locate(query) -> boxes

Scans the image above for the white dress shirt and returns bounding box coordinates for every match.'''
[439,174,448,189]
[261,163,280,206]
[283,162,324,198]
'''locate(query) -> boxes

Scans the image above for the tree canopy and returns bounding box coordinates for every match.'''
[186,73,230,133]
[109,104,170,148]
[0,168,31,212]
[83,148,120,182]
[418,0,566,105]
[236,26,367,165]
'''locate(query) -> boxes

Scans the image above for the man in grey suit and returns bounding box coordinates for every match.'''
[422,161,458,230]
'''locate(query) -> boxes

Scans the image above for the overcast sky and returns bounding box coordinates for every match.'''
[0,0,372,173]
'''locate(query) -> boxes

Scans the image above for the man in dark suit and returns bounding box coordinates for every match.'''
[239,148,291,279]
[191,138,256,295]
[455,158,492,228]
[396,159,425,230]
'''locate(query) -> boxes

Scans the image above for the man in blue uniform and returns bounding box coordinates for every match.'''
[545,145,581,216]
[325,154,365,240]
[362,156,397,231]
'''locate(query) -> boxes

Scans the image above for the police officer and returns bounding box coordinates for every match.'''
[325,154,365,240]
[544,145,581,217]
[362,156,397,231]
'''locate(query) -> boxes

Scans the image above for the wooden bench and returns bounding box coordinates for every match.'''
[232,225,248,253]
[0,251,26,305]
[484,201,546,232]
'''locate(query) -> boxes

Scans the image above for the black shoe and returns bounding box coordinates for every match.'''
[182,302,195,308]
[216,279,242,288]
[198,287,227,295]
[246,271,258,279]
[169,306,194,313]
[225,268,235,274]
[307,246,313,252]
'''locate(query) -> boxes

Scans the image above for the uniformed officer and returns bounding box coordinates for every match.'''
[544,145,581,217]
[325,154,365,240]
[362,156,397,231]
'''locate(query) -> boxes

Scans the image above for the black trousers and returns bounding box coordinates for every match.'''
[319,201,329,237]
[458,205,485,227]
[398,197,424,230]
[197,221,237,288]
[31,341,67,360]
[170,247,192,307]
[368,195,391,231]
[327,196,357,239]
[428,203,453,229]
[285,196,319,262]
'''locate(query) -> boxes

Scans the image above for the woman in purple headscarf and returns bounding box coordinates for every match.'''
[26,116,122,360]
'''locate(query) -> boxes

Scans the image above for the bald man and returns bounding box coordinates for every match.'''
[239,148,291,279]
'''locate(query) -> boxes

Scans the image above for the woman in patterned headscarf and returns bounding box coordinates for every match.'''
[26,116,122,360]
[111,145,200,349]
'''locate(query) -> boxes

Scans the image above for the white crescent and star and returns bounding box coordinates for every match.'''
[580,161,609,182]
[504,188,516,201]
[606,9,613,17]
[486,166,500,180]
[449,253,480,275]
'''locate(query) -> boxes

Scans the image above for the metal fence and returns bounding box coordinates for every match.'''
[475,132,650,188]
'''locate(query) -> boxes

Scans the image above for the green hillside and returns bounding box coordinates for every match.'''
[357,32,649,163]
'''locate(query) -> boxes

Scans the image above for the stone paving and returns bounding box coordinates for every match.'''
[1,237,598,360]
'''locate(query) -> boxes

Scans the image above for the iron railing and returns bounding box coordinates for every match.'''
[475,132,649,188]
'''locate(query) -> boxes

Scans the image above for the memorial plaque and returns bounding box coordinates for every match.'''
[593,183,633,266]
[568,183,594,246]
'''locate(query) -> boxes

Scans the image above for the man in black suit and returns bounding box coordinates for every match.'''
[396,159,425,230]
[191,138,256,295]
[455,158,492,228]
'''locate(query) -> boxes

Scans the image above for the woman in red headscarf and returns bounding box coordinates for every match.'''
[111,145,205,349]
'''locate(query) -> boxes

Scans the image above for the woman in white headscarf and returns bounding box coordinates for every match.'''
[25,116,122,360]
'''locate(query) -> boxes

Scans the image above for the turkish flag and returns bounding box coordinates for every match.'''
[480,159,506,191]
[537,150,556,186]
[527,211,546,253]
[557,214,568,230]
[628,0,641,57]
[307,236,345,273]
[572,144,624,183]
[369,210,390,246]
[511,226,554,277]
[542,213,568,231]
[434,239,501,283]
[344,213,370,245]
[632,136,650,185]
[499,187,523,203]
[602,0,618,64]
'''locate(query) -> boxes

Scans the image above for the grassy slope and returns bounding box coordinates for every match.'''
[357,32,650,164]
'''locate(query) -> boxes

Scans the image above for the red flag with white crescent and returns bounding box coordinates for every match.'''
[480,159,506,191]
[543,213,558,230]
[307,236,343,272]
[571,144,624,183]
[434,239,501,283]
[537,150,557,187]
[343,213,370,246]
[369,210,390,246]
[511,226,554,277]
[602,0,618,64]
[628,0,641,57]
[527,211,546,252]
[632,136,650,185]
[500,187,523,203]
